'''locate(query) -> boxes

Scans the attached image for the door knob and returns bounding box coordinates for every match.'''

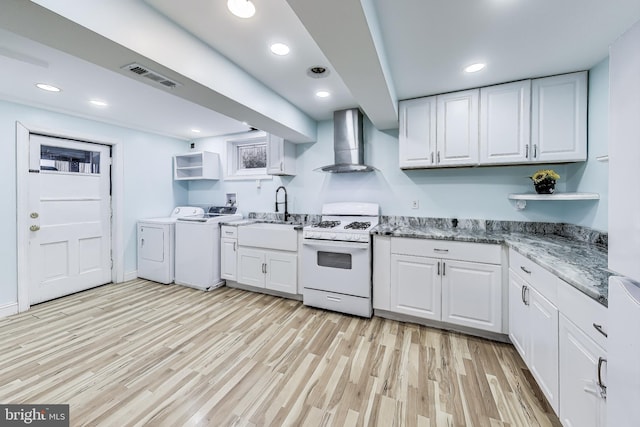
[30,225,40,231]
[30,212,39,219]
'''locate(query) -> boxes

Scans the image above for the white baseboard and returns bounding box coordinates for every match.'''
[0,302,19,319]
[124,271,138,282]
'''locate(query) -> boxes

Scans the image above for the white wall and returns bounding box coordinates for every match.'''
[0,99,189,306]
[191,61,609,231]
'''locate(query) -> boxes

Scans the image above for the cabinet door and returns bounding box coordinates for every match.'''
[531,71,587,162]
[479,80,531,165]
[399,97,437,168]
[220,238,237,281]
[390,254,441,320]
[265,251,297,294]
[266,134,296,176]
[441,260,502,333]
[237,247,265,288]
[508,270,528,360]
[266,134,284,174]
[559,315,607,427]
[436,89,479,166]
[528,285,560,413]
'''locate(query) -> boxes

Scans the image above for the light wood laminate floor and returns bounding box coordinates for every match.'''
[0,280,561,426]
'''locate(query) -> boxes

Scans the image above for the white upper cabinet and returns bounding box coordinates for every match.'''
[399,90,479,168]
[436,89,480,167]
[399,97,437,168]
[173,151,220,180]
[531,71,587,163]
[480,80,531,164]
[399,71,587,169]
[266,134,296,176]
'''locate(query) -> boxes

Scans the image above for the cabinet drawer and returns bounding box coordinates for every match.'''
[509,249,557,305]
[221,226,237,239]
[558,279,608,349]
[391,238,501,264]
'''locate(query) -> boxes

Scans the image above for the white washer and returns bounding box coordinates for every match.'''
[137,206,204,284]
[175,206,241,291]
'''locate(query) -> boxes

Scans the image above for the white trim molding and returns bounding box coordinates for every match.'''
[0,302,19,319]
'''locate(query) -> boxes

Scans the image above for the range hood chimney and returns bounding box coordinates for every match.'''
[316,108,376,173]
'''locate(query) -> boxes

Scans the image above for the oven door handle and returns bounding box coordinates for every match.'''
[303,240,369,250]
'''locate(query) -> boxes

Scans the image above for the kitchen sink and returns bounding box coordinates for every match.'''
[237,222,298,251]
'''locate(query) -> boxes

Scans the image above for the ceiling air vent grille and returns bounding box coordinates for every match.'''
[121,63,181,89]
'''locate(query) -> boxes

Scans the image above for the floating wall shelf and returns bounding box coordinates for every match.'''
[508,192,600,210]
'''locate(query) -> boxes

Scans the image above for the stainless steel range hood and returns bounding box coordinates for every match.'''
[316,108,376,173]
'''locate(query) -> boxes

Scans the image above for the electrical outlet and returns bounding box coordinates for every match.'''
[411,200,419,209]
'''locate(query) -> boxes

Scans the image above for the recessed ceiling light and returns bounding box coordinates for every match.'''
[464,63,486,73]
[191,129,201,133]
[316,90,330,98]
[270,43,290,56]
[89,99,108,107]
[35,83,61,92]
[227,0,255,18]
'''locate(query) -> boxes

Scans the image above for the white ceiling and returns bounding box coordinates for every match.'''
[0,0,638,141]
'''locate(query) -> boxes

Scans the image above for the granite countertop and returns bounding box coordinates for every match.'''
[372,224,610,307]
[219,218,304,230]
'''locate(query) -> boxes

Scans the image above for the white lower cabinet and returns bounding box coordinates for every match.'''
[221,238,237,281]
[384,238,503,334]
[390,254,440,320]
[237,247,297,294]
[508,268,559,413]
[442,259,502,332]
[559,314,607,427]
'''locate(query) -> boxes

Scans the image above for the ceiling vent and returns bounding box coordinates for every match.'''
[121,63,182,89]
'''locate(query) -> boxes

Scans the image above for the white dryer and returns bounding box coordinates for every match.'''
[137,206,204,284]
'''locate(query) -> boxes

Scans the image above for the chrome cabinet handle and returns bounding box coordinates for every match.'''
[437,261,440,276]
[593,323,608,338]
[141,238,144,247]
[431,152,434,164]
[437,151,441,163]
[520,266,531,274]
[597,357,607,399]
[233,242,236,252]
[442,262,446,276]
[433,248,449,254]
[533,144,538,158]
[521,285,526,304]
[30,225,40,232]
[525,286,530,305]
[525,144,529,159]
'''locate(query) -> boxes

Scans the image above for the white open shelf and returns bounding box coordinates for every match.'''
[508,192,600,210]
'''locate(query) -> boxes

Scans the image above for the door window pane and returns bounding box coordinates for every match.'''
[317,251,352,270]
[40,145,100,174]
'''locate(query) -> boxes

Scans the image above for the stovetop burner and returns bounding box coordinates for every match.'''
[313,220,341,229]
[345,221,372,230]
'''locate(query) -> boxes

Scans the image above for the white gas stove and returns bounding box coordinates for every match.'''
[302,202,379,318]
[302,202,379,243]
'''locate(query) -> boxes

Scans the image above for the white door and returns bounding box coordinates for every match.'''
[441,259,502,333]
[528,285,559,413]
[390,254,441,320]
[398,97,437,168]
[237,247,266,288]
[220,238,237,281]
[531,71,587,162]
[559,314,607,427]
[265,250,297,294]
[436,89,479,166]
[508,270,528,359]
[28,134,111,304]
[479,80,531,165]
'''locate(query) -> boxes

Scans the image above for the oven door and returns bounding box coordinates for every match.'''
[302,239,371,298]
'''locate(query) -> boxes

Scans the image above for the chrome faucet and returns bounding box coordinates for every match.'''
[275,186,289,222]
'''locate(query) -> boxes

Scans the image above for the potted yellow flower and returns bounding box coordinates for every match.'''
[530,169,560,194]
